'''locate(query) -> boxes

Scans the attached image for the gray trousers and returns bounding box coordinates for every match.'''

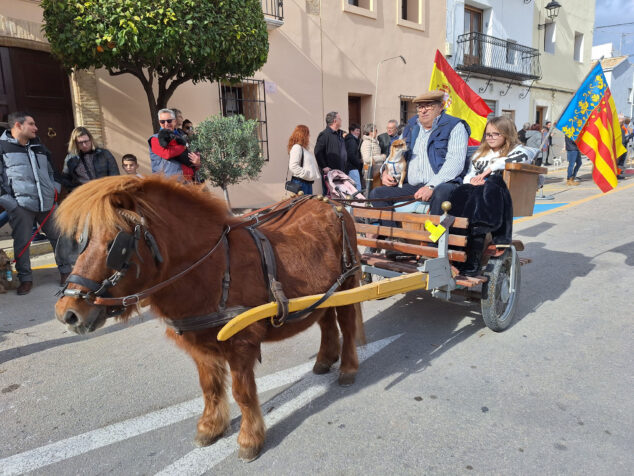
[8,205,71,282]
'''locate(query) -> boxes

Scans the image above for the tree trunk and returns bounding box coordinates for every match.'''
[222,186,233,213]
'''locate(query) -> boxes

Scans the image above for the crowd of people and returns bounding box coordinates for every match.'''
[1,97,633,294]
[0,106,196,295]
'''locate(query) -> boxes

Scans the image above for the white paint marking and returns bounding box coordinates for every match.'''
[0,335,401,476]
[155,334,402,476]
[0,359,312,475]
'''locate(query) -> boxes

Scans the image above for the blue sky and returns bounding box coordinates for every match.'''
[594,0,634,56]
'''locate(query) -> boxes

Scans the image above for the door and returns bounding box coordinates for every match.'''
[535,106,546,127]
[2,47,74,173]
[348,95,361,130]
[464,6,483,67]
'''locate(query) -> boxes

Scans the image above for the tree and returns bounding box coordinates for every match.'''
[41,0,269,131]
[190,114,265,210]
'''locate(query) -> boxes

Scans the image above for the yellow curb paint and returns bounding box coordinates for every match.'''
[32,264,58,270]
[515,181,634,224]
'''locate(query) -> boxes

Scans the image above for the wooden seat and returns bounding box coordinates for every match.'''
[503,162,548,217]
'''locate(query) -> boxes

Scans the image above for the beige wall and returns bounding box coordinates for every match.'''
[531,0,595,124]
[1,0,445,207]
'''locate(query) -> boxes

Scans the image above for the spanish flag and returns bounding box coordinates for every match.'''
[556,63,626,192]
[429,50,492,145]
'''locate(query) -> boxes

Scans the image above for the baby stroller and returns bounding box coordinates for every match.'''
[324,169,366,206]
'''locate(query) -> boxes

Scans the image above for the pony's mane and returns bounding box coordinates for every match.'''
[55,175,229,238]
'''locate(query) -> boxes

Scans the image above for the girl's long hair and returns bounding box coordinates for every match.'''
[67,127,98,156]
[473,116,520,160]
[287,125,310,153]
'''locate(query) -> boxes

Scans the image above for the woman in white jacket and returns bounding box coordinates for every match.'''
[287,124,321,195]
[452,116,537,276]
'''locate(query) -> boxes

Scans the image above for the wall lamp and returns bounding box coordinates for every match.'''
[538,1,562,29]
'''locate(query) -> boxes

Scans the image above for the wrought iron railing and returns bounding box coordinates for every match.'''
[262,0,284,21]
[454,32,541,82]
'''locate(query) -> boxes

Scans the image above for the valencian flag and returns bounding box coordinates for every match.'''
[429,49,492,145]
[556,62,626,192]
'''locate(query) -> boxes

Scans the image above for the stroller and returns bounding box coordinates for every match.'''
[324,169,366,206]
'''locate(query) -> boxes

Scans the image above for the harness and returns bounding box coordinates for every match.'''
[60,195,359,335]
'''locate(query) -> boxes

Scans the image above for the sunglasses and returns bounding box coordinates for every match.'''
[159,119,174,124]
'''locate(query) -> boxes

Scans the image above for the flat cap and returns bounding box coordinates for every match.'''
[413,90,446,104]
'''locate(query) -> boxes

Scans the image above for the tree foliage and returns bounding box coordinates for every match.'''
[190,114,265,208]
[41,0,269,130]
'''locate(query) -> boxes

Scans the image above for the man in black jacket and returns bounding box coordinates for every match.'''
[314,111,347,193]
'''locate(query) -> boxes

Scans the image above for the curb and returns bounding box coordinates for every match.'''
[2,241,53,260]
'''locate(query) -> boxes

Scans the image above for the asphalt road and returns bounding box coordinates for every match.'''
[1,166,633,475]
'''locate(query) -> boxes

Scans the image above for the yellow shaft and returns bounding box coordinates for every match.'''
[217,272,428,341]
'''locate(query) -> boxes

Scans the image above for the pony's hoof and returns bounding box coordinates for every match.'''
[338,372,356,387]
[312,361,332,375]
[194,431,222,447]
[238,445,262,462]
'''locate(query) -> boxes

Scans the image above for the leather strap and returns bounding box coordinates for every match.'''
[163,306,251,335]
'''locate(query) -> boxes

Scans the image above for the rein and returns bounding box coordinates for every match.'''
[60,194,358,335]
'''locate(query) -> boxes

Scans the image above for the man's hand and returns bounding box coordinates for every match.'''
[381,170,397,187]
[322,167,331,175]
[188,151,201,166]
[414,185,434,202]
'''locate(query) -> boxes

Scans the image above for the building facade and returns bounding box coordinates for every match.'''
[1,0,447,208]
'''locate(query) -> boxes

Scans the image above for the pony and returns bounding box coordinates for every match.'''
[53,175,364,461]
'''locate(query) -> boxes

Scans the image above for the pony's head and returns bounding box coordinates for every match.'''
[53,175,227,334]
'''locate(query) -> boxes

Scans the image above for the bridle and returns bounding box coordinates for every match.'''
[59,209,228,317]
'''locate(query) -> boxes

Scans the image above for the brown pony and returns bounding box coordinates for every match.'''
[53,175,364,461]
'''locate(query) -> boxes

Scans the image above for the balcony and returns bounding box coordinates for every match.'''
[454,32,541,82]
[262,0,284,29]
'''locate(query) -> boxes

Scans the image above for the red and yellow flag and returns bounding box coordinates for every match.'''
[556,63,626,192]
[429,50,492,145]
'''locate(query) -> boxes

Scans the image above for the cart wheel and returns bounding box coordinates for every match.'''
[480,248,520,332]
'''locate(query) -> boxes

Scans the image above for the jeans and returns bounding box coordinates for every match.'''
[290,176,313,195]
[347,169,362,191]
[8,206,72,282]
[567,150,582,179]
[0,210,8,229]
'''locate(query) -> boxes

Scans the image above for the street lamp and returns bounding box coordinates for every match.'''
[538,0,562,29]
[366,55,406,196]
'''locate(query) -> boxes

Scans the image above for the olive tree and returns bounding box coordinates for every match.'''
[41,0,269,131]
[190,115,265,210]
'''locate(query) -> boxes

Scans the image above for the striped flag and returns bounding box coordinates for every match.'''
[556,63,626,192]
[429,49,492,145]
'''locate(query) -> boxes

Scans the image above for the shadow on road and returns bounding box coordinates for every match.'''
[0,315,150,364]
[259,290,484,455]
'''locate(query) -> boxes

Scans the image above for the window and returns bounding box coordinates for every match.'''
[343,0,376,18]
[501,109,515,122]
[574,32,584,62]
[400,96,416,126]
[628,88,632,104]
[506,39,517,64]
[484,99,496,119]
[397,0,425,31]
[218,79,269,160]
[544,23,556,55]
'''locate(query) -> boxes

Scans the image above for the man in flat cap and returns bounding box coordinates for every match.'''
[370,90,470,215]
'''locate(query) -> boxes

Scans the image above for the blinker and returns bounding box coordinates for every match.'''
[106,230,136,271]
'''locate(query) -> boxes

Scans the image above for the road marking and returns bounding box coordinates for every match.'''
[0,334,401,476]
[514,180,634,224]
[154,333,402,476]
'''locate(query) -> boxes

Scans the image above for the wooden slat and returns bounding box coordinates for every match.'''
[519,257,532,265]
[355,222,468,248]
[352,207,469,228]
[357,237,467,262]
[363,254,419,273]
[455,275,488,287]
